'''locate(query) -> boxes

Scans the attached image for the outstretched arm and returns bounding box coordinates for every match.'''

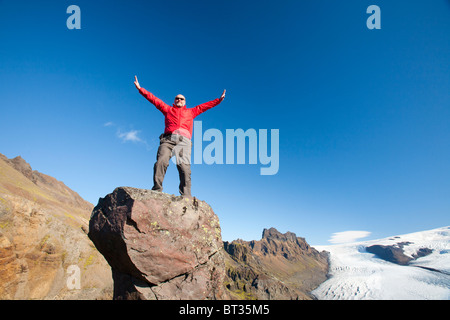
[191,89,226,118]
[134,75,170,115]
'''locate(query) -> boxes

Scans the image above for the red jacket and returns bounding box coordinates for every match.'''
[139,87,221,139]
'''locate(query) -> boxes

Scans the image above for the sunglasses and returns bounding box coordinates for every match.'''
[175,97,185,100]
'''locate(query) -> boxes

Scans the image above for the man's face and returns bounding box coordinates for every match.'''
[174,95,186,107]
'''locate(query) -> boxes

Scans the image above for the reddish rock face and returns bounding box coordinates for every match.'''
[88,187,226,300]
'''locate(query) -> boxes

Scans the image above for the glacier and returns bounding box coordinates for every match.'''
[311,226,450,300]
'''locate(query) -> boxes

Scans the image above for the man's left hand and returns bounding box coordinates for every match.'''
[220,89,226,101]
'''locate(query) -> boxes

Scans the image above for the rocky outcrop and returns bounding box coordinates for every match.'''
[366,242,433,266]
[223,228,329,300]
[88,187,226,300]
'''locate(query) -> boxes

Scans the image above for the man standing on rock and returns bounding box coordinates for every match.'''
[134,75,225,197]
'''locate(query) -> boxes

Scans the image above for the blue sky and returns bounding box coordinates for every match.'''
[1,0,449,245]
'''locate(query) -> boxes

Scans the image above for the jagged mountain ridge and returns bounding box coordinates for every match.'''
[223,227,329,299]
[0,153,113,299]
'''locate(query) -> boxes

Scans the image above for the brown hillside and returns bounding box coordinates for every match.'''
[0,153,112,299]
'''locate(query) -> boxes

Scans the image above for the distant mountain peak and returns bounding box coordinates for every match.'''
[262,227,298,242]
[224,227,329,299]
[0,153,92,210]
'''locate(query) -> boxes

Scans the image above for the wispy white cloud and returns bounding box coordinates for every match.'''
[104,122,151,150]
[329,231,371,244]
[117,130,143,143]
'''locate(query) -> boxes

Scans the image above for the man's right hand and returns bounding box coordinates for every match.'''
[134,75,141,90]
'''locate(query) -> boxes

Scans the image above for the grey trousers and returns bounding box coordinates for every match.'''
[152,134,192,196]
